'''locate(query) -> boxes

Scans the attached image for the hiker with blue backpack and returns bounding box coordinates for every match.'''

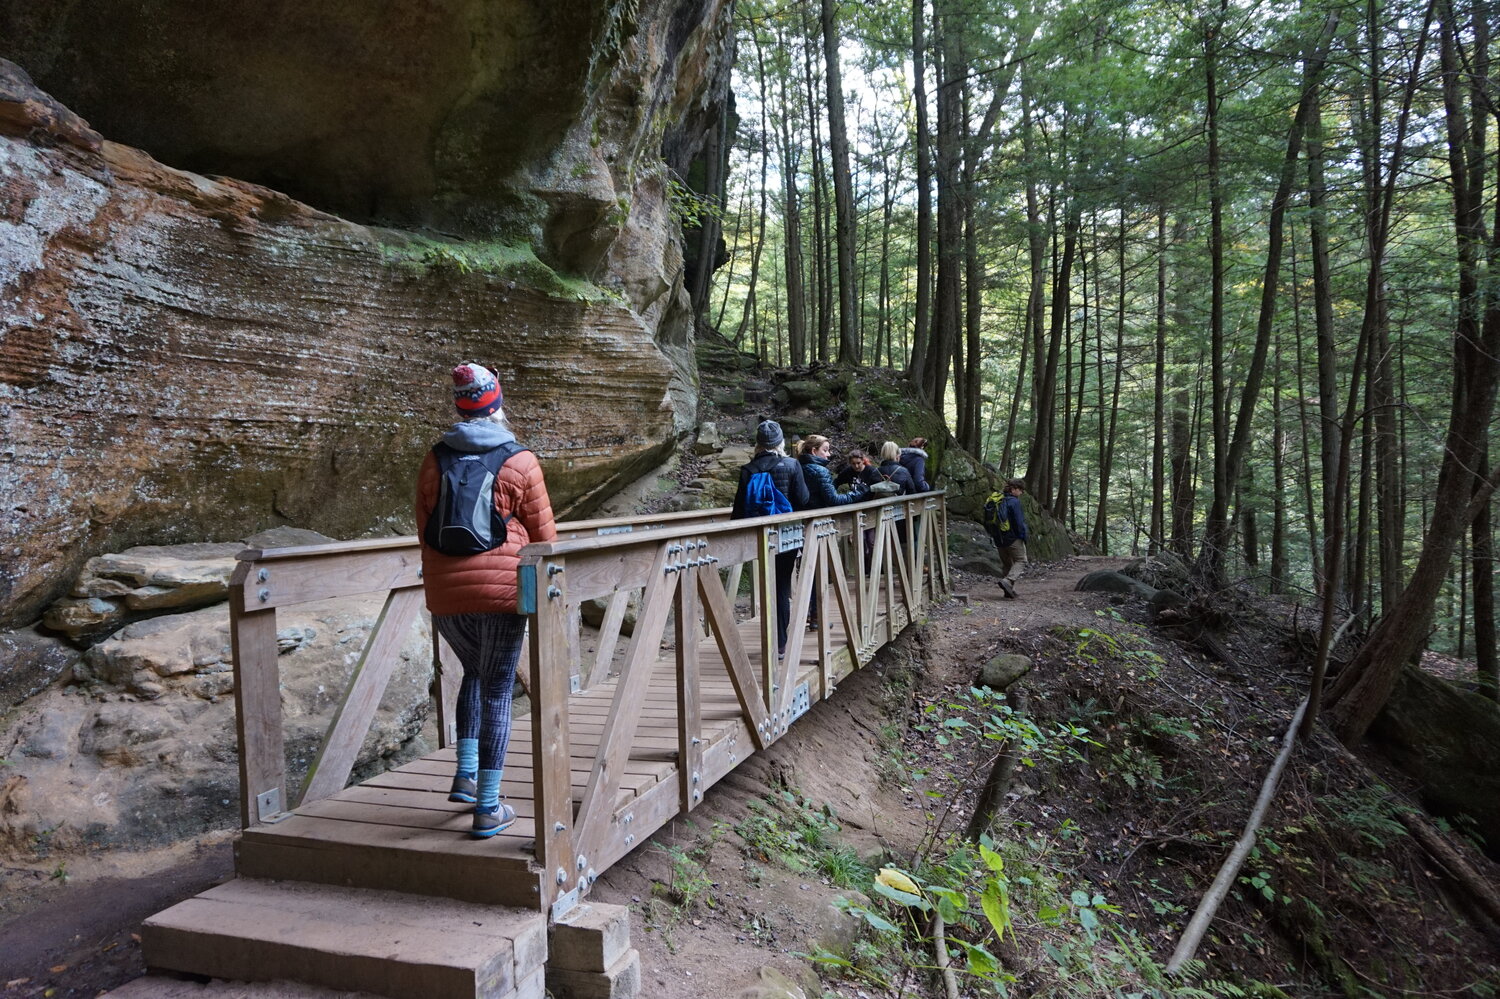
[732,420,810,659]
[415,363,557,839]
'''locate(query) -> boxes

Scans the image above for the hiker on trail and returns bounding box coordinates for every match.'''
[835,448,882,568]
[798,434,866,631]
[799,435,866,509]
[899,437,931,492]
[731,420,810,660]
[876,441,917,495]
[835,448,883,492]
[415,362,557,840]
[984,477,1029,599]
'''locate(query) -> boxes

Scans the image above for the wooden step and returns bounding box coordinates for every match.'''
[104,974,384,997]
[235,812,546,908]
[142,878,547,999]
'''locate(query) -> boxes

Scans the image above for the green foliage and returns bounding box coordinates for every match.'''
[667,176,728,231]
[733,791,872,888]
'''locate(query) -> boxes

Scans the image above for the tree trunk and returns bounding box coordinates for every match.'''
[1199,12,1337,582]
[1151,211,1168,556]
[821,0,859,366]
[1475,435,1497,701]
[1327,2,1500,744]
[774,23,808,368]
[906,0,934,392]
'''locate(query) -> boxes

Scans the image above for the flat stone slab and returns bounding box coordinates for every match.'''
[143,877,547,999]
[104,975,383,997]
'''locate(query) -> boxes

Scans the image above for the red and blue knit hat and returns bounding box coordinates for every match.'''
[451,362,503,417]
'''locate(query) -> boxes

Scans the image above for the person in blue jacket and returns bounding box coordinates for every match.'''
[732,420,810,658]
[798,434,865,630]
[992,478,1029,599]
[800,435,866,508]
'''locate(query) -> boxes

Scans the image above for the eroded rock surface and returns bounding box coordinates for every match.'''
[0,0,735,628]
[0,593,433,857]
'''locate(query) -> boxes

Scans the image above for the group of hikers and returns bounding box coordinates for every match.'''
[412,363,1028,840]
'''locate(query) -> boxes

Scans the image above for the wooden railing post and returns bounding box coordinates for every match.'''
[675,540,704,812]
[854,510,869,650]
[758,528,776,711]
[229,561,285,828]
[525,556,576,912]
[432,627,462,747]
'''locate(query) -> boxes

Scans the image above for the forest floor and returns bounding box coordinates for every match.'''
[6,552,1496,998]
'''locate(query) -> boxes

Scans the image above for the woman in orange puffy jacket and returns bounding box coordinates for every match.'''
[415,363,557,839]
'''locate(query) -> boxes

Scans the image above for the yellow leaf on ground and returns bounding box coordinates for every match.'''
[877,867,921,895]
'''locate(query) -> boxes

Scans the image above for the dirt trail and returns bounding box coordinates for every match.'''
[0,556,1124,999]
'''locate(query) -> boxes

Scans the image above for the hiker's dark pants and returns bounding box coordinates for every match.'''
[775,550,798,656]
[435,612,526,772]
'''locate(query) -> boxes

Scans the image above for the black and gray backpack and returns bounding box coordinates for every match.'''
[424,441,526,556]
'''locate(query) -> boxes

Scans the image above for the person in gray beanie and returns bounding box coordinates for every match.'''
[731,420,809,658]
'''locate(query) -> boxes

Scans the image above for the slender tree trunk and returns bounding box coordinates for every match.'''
[1199,12,1338,581]
[906,0,934,387]
[736,33,773,349]
[1093,208,1128,554]
[798,8,830,362]
[1203,8,1229,576]
[1326,1,1497,744]
[1152,211,1167,555]
[928,5,964,419]
[1289,227,1324,587]
[774,24,808,368]
[821,0,859,365]
[1026,201,1079,511]
[1476,433,1497,700]
[1308,50,1340,602]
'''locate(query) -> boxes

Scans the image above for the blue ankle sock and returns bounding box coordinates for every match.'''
[476,769,502,813]
[456,739,478,780]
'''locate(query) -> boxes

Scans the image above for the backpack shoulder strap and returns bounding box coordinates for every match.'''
[476,440,527,474]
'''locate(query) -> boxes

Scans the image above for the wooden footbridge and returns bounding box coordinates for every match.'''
[134,489,950,998]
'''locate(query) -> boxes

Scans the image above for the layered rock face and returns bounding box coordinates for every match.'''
[0,0,736,629]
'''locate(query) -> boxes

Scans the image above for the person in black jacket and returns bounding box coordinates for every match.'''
[834,449,884,491]
[835,448,882,569]
[877,441,916,548]
[877,441,917,494]
[899,437,931,492]
[732,420,810,659]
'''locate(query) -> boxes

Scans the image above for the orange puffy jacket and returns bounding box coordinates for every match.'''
[415,445,558,615]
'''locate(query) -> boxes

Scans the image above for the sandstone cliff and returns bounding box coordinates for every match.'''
[0,0,735,629]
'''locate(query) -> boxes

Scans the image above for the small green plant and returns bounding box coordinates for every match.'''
[666,176,727,230]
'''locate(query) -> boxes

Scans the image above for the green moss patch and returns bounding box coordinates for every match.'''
[378,234,607,302]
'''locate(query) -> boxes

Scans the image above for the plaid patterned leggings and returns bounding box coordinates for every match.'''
[434,612,527,771]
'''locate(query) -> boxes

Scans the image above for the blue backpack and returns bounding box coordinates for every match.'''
[424,441,526,555]
[743,468,792,518]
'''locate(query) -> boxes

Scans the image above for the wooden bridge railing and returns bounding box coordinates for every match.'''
[226,489,950,910]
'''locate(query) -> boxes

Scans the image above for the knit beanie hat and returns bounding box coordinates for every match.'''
[756,420,784,448]
[452,363,502,418]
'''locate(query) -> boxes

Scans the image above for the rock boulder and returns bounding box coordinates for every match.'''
[0,593,434,857]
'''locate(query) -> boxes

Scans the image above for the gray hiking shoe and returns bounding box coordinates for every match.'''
[449,774,477,803]
[999,579,1016,599]
[472,802,517,839]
